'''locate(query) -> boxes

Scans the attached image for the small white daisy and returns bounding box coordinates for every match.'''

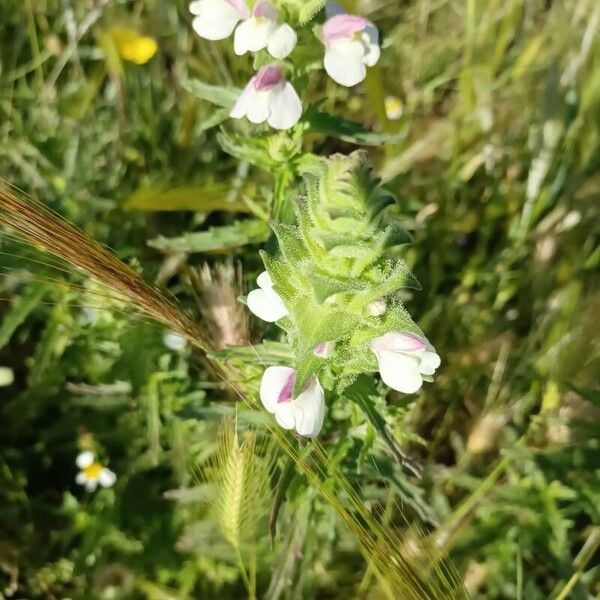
[75,451,117,492]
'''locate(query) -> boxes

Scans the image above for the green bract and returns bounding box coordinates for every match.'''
[260,151,427,395]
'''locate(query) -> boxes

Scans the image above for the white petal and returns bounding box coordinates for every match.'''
[246,90,272,124]
[85,480,98,492]
[230,81,256,119]
[376,350,423,394]
[267,82,302,130]
[291,379,325,438]
[260,366,295,413]
[267,23,297,59]
[76,451,94,469]
[163,331,187,351]
[99,469,117,488]
[247,287,288,322]
[76,472,87,485]
[256,270,273,289]
[324,39,367,87]
[362,25,380,67]
[420,351,441,376]
[189,0,205,15]
[191,1,242,40]
[234,18,274,55]
[274,403,295,430]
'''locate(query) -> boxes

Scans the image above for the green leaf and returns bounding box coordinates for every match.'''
[196,107,231,134]
[123,184,250,213]
[280,0,326,24]
[290,298,362,353]
[0,283,49,350]
[293,352,325,396]
[309,271,363,302]
[303,105,406,146]
[148,219,270,253]
[298,0,327,24]
[210,341,293,365]
[260,250,307,301]
[181,77,240,109]
[382,224,413,248]
[270,222,309,263]
[217,131,276,171]
[344,376,425,480]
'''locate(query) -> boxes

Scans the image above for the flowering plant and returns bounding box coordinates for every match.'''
[187,1,440,438]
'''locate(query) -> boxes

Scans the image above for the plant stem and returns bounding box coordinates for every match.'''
[236,547,256,600]
[552,527,600,600]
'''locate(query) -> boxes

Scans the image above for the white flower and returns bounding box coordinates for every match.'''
[321,11,380,87]
[75,451,116,492]
[370,331,441,394]
[260,366,325,437]
[384,95,403,120]
[163,330,188,351]
[230,65,303,130]
[189,0,249,40]
[234,1,297,59]
[190,0,296,59]
[246,270,289,322]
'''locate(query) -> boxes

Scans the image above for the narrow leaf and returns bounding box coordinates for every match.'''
[149,219,270,253]
[0,283,49,350]
[123,184,250,213]
[181,77,241,109]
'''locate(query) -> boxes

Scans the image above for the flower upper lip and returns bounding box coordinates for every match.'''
[370,331,441,395]
[253,65,283,91]
[322,14,369,44]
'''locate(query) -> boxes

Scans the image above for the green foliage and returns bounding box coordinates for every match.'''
[148,219,271,253]
[1,0,599,599]
[280,0,327,24]
[261,151,420,393]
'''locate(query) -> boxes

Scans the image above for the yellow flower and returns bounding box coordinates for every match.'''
[112,29,158,65]
[384,95,403,121]
[76,451,116,492]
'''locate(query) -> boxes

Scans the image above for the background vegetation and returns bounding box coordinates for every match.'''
[0,0,598,598]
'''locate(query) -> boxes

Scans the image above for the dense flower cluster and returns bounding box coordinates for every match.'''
[190,0,381,129]
[245,153,442,438]
[248,283,441,436]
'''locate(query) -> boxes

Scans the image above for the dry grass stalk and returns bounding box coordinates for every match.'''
[0,183,213,355]
[188,262,250,350]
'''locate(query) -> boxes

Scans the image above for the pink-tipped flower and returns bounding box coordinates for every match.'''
[260,366,325,437]
[230,65,302,130]
[370,331,441,394]
[246,270,289,322]
[321,9,380,87]
[234,1,297,59]
[190,0,296,59]
[189,0,250,40]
